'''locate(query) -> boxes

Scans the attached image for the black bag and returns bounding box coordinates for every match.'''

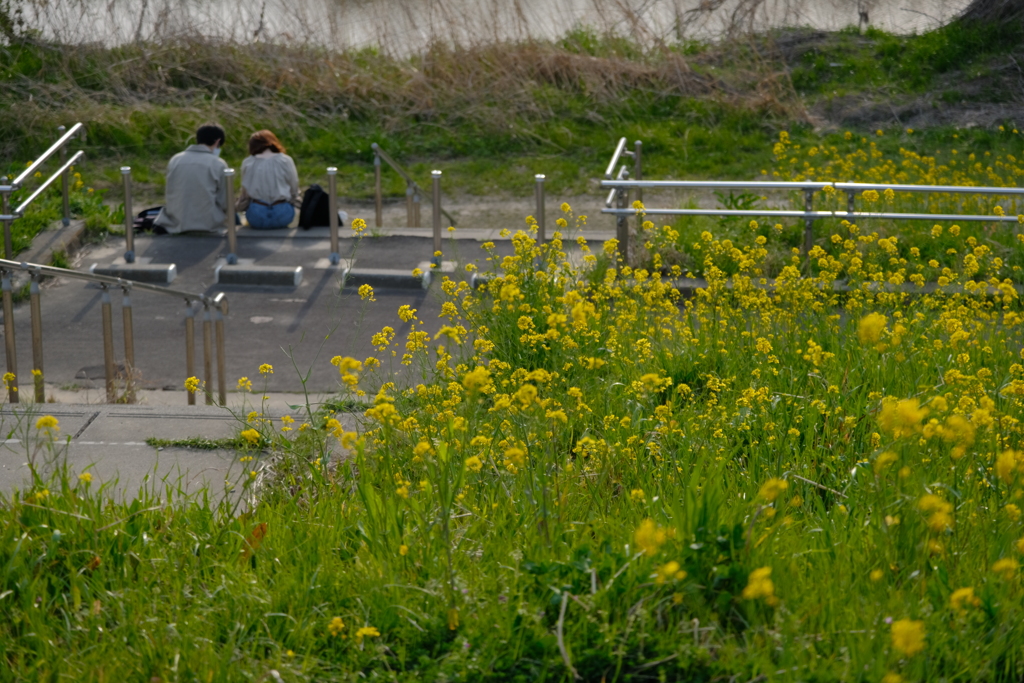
[133,206,167,234]
[298,185,330,230]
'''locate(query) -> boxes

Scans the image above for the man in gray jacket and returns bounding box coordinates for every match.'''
[155,123,229,234]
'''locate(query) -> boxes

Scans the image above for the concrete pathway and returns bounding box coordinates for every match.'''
[3,221,612,398]
[0,402,357,499]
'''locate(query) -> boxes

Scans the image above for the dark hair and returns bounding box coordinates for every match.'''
[248,130,286,156]
[196,123,226,147]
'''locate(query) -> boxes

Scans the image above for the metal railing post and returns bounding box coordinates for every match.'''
[413,190,421,228]
[29,274,44,403]
[185,302,196,406]
[374,152,383,228]
[121,167,135,263]
[2,270,18,403]
[405,184,414,228]
[534,174,546,243]
[327,167,340,265]
[2,177,12,260]
[214,304,227,407]
[615,172,630,264]
[431,171,442,266]
[100,286,117,403]
[846,190,856,216]
[224,168,237,265]
[121,284,135,404]
[202,305,213,405]
[58,126,71,227]
[634,140,643,206]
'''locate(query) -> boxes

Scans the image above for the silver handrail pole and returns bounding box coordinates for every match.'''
[2,270,18,403]
[121,167,135,263]
[214,305,227,407]
[58,126,71,227]
[121,285,136,404]
[615,170,630,263]
[13,151,87,217]
[374,152,383,228]
[12,122,84,189]
[604,137,628,179]
[1,178,12,259]
[100,286,117,403]
[185,302,196,406]
[431,171,442,266]
[372,143,457,226]
[534,174,546,243]
[406,184,414,228]
[413,190,421,228]
[327,167,340,265]
[29,274,44,403]
[224,168,237,265]
[634,140,643,206]
[202,305,213,406]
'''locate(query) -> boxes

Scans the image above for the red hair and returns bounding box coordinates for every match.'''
[248,130,286,155]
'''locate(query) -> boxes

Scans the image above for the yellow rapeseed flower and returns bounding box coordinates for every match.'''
[464,455,483,472]
[356,626,380,643]
[742,567,777,604]
[184,376,200,393]
[949,587,979,614]
[634,518,668,556]
[878,398,928,438]
[259,364,273,375]
[241,428,261,446]
[758,478,788,502]
[328,616,345,637]
[992,558,1019,579]
[890,619,925,656]
[35,415,59,431]
[857,312,887,344]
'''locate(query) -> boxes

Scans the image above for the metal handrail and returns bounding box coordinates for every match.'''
[11,123,85,190]
[601,207,1024,223]
[12,151,86,217]
[602,179,1024,196]
[602,138,644,263]
[1,124,86,262]
[0,258,228,407]
[371,143,456,228]
[599,172,1024,274]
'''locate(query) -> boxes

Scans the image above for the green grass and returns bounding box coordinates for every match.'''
[3,212,1024,679]
[4,21,1023,204]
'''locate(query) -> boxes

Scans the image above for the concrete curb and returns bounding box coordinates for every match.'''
[215,264,303,287]
[91,263,177,284]
[341,267,430,290]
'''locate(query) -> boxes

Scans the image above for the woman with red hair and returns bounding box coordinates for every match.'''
[237,130,300,229]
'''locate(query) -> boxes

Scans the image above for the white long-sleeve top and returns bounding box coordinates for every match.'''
[240,151,300,206]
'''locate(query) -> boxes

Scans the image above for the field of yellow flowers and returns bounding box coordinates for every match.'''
[3,133,1024,682]
[657,129,1024,280]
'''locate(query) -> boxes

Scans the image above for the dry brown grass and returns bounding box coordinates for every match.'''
[1,29,806,160]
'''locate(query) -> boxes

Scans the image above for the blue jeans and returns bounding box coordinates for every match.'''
[246,201,295,229]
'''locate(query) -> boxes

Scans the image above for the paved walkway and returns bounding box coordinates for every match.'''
[0,402,357,498]
[5,221,613,400]
[0,204,614,499]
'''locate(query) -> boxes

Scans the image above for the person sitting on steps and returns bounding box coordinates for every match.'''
[237,130,300,230]
[154,123,230,234]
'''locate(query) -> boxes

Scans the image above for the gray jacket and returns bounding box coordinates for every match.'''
[155,145,228,233]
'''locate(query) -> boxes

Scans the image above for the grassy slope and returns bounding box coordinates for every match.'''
[2,21,1024,203]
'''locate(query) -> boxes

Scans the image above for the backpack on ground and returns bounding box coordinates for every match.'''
[298,185,330,229]
[133,206,167,234]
